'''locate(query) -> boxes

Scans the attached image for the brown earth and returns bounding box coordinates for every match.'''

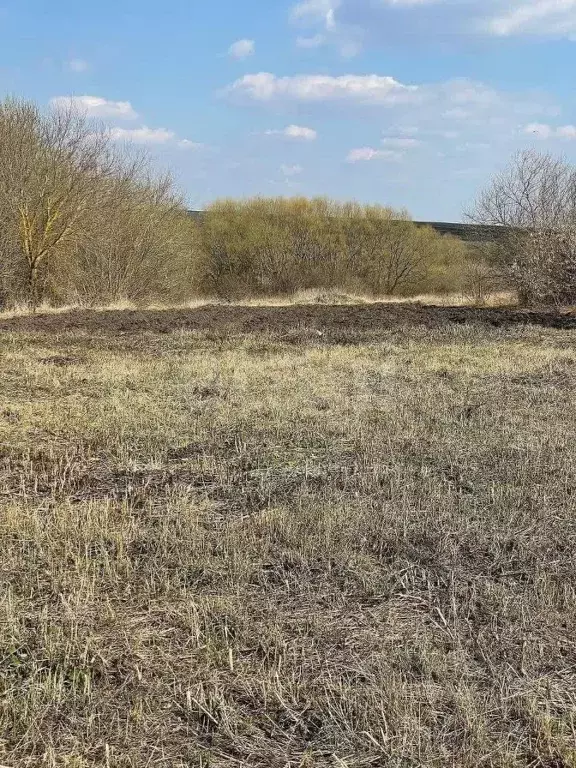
[1,302,575,338]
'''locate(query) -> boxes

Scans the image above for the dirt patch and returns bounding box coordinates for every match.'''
[1,303,575,338]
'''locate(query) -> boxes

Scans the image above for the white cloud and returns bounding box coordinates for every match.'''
[291,0,576,45]
[228,39,255,59]
[291,0,363,56]
[281,163,304,176]
[557,124,576,138]
[226,72,546,122]
[110,127,205,149]
[292,0,340,28]
[265,124,318,140]
[523,122,576,139]
[226,72,554,156]
[51,96,205,151]
[67,59,89,73]
[228,72,419,104]
[109,126,175,144]
[347,147,403,162]
[524,122,553,138]
[227,71,555,168]
[381,136,421,147]
[51,95,138,120]
[487,0,576,37]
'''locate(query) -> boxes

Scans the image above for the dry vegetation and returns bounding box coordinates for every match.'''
[469,150,576,306]
[0,96,483,310]
[197,199,474,301]
[1,96,575,315]
[1,305,576,767]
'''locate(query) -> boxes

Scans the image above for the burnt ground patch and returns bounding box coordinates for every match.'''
[1,303,575,340]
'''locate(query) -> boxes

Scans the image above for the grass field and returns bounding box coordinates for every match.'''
[1,304,576,768]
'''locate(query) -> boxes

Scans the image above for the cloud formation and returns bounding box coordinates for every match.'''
[67,59,89,73]
[381,137,422,148]
[347,147,403,162]
[296,34,326,48]
[524,122,576,139]
[50,95,204,150]
[290,0,576,52]
[265,124,318,140]
[487,0,576,37]
[226,72,547,122]
[227,70,556,174]
[228,72,418,104]
[109,126,175,144]
[228,39,256,59]
[51,95,138,120]
[109,126,203,148]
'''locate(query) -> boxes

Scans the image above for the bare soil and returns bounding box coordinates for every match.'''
[1,302,575,338]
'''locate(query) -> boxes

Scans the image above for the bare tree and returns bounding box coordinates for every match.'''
[0,97,115,309]
[61,166,195,305]
[468,149,576,305]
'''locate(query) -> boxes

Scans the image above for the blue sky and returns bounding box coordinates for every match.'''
[1,0,576,220]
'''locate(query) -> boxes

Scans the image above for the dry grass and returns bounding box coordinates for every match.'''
[239,289,516,308]
[1,315,576,767]
[0,290,517,319]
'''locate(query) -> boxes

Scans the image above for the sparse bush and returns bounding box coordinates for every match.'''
[461,260,500,306]
[56,173,201,306]
[0,97,118,309]
[469,149,576,306]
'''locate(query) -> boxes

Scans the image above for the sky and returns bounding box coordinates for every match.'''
[1,0,576,221]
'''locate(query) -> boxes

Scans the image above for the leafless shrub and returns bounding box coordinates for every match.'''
[469,149,576,306]
[461,260,500,306]
[59,169,199,305]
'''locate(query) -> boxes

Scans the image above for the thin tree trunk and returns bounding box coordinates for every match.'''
[28,262,39,313]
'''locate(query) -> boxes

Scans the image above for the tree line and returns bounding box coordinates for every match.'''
[197,198,474,300]
[0,96,574,309]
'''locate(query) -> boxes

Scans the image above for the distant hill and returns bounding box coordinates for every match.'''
[187,211,506,244]
[413,221,506,243]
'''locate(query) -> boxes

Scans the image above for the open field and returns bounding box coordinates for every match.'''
[1,304,576,767]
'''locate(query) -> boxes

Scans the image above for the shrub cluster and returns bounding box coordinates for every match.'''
[198,198,473,300]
